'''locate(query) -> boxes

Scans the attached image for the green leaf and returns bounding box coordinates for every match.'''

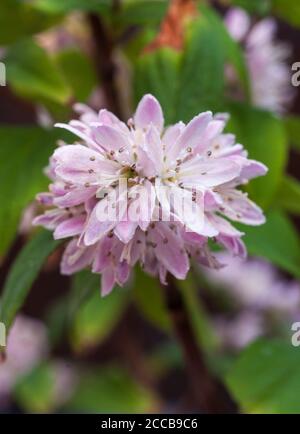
[226,339,300,413]
[0,126,67,255]
[227,102,288,209]
[0,230,62,331]
[118,0,168,25]
[55,49,97,102]
[134,6,249,124]
[70,278,128,352]
[67,366,155,413]
[33,0,111,14]
[5,39,72,105]
[229,0,271,15]
[0,0,62,45]
[241,209,300,278]
[284,115,300,151]
[277,176,300,215]
[133,267,170,332]
[175,12,225,121]
[134,47,181,125]
[272,0,300,28]
[199,5,250,100]
[14,362,58,413]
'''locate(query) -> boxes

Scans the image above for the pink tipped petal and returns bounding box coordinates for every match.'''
[150,223,189,280]
[195,120,225,154]
[61,239,95,275]
[134,94,164,132]
[55,123,98,149]
[92,124,131,153]
[92,236,114,273]
[217,234,247,258]
[239,160,268,181]
[144,124,163,172]
[32,209,66,229]
[54,215,86,239]
[101,268,115,296]
[181,158,241,188]
[84,200,115,245]
[54,186,97,208]
[116,261,130,286]
[98,109,128,133]
[114,220,138,244]
[209,213,243,237]
[54,145,119,185]
[220,189,266,225]
[175,112,212,155]
[163,122,185,152]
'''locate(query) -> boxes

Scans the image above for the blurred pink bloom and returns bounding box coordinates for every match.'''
[225,8,294,113]
[214,312,264,350]
[205,253,300,315]
[52,361,77,406]
[0,316,48,400]
[34,94,267,295]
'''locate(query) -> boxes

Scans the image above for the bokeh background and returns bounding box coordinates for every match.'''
[1,0,300,414]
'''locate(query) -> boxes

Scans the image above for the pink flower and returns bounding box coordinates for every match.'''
[34,94,267,295]
[205,253,300,314]
[0,316,48,400]
[225,8,294,113]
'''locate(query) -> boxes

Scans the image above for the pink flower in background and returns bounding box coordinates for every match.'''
[225,8,294,113]
[205,253,300,314]
[34,94,267,295]
[205,254,300,349]
[0,316,48,400]
[0,316,76,410]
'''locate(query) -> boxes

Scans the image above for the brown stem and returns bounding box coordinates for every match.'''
[163,275,239,414]
[88,13,123,119]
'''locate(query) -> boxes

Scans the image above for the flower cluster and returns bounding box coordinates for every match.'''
[34,94,267,295]
[225,8,293,113]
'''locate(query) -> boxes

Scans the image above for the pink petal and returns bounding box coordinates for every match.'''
[114,220,138,243]
[54,145,118,185]
[239,160,268,181]
[92,236,114,273]
[92,124,131,153]
[101,268,115,296]
[61,239,95,275]
[220,189,266,225]
[54,215,86,239]
[116,261,130,286]
[98,109,128,134]
[149,223,189,280]
[55,123,98,149]
[180,158,241,188]
[134,94,164,132]
[175,111,212,153]
[84,200,115,245]
[144,124,163,172]
[194,120,225,154]
[54,186,97,207]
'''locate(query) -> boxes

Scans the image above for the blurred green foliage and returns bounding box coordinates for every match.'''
[227,339,300,413]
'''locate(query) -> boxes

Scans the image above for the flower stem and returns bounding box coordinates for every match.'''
[163,275,239,413]
[87,13,124,119]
